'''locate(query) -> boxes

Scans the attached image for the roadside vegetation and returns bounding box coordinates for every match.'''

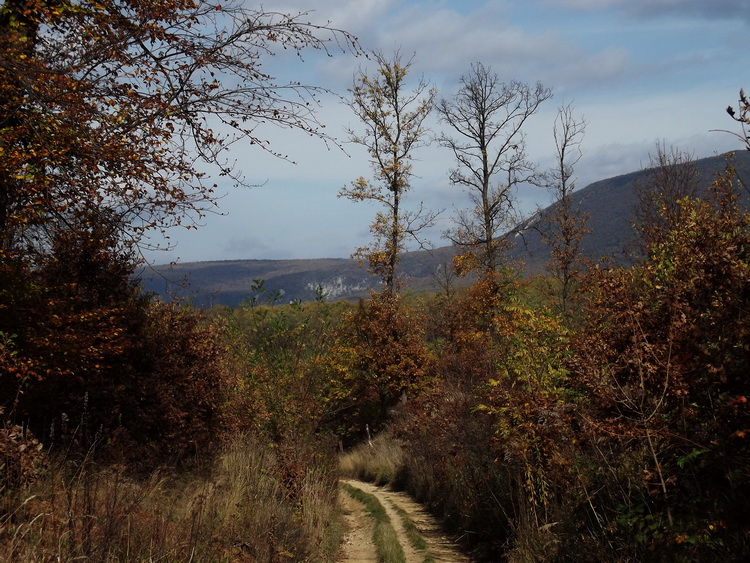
[336,161,750,561]
[0,434,341,561]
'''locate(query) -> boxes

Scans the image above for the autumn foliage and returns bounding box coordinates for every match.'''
[3,1,750,558]
[0,0,362,557]
[569,166,750,558]
[343,291,434,432]
[326,158,750,561]
[0,0,357,257]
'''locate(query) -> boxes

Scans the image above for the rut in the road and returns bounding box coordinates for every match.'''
[338,479,472,563]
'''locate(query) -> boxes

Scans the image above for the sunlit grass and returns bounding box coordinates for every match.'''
[339,431,404,486]
[0,435,342,561]
[388,499,437,563]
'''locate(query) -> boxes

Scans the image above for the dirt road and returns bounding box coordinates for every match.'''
[338,479,473,563]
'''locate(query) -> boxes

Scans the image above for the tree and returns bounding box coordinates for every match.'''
[725,88,750,150]
[0,0,358,258]
[0,200,238,463]
[0,0,359,463]
[339,50,436,295]
[437,63,552,278]
[633,142,700,249]
[540,104,588,319]
[344,291,433,428]
[226,297,357,442]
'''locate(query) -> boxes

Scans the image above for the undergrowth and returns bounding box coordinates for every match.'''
[0,433,342,562]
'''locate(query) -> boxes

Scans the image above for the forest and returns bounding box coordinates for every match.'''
[1,1,750,561]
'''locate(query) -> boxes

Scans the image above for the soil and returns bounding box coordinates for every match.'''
[338,479,473,563]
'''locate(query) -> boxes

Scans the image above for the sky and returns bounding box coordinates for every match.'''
[143,0,749,265]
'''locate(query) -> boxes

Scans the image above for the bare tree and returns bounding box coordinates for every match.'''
[540,104,589,318]
[340,51,436,295]
[437,63,552,278]
[725,88,750,150]
[634,142,700,249]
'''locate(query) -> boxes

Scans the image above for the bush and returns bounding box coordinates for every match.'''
[1,214,238,465]
[343,292,434,434]
[571,167,750,559]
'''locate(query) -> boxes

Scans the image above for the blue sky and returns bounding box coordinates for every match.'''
[143,0,749,264]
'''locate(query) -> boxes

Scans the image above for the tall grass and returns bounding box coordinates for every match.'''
[339,431,405,486]
[0,434,342,561]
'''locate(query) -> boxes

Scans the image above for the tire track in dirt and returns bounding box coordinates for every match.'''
[339,485,378,562]
[339,479,472,563]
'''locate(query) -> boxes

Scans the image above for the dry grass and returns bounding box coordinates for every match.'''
[339,431,405,486]
[0,435,342,561]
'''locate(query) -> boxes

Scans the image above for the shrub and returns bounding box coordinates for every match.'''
[343,292,434,434]
[571,167,750,559]
[1,280,235,466]
[0,410,46,523]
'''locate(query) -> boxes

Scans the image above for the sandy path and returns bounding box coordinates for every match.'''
[339,485,379,562]
[338,479,472,563]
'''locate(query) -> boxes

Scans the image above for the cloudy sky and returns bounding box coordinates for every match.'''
[143,0,748,264]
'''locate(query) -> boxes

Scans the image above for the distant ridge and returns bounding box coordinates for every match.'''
[140,151,750,307]
[509,150,750,273]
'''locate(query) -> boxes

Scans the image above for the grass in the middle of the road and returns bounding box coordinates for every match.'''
[341,482,405,563]
[388,500,435,563]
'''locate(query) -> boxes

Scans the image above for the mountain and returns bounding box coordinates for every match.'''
[139,151,750,307]
[509,150,750,274]
[139,245,461,308]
